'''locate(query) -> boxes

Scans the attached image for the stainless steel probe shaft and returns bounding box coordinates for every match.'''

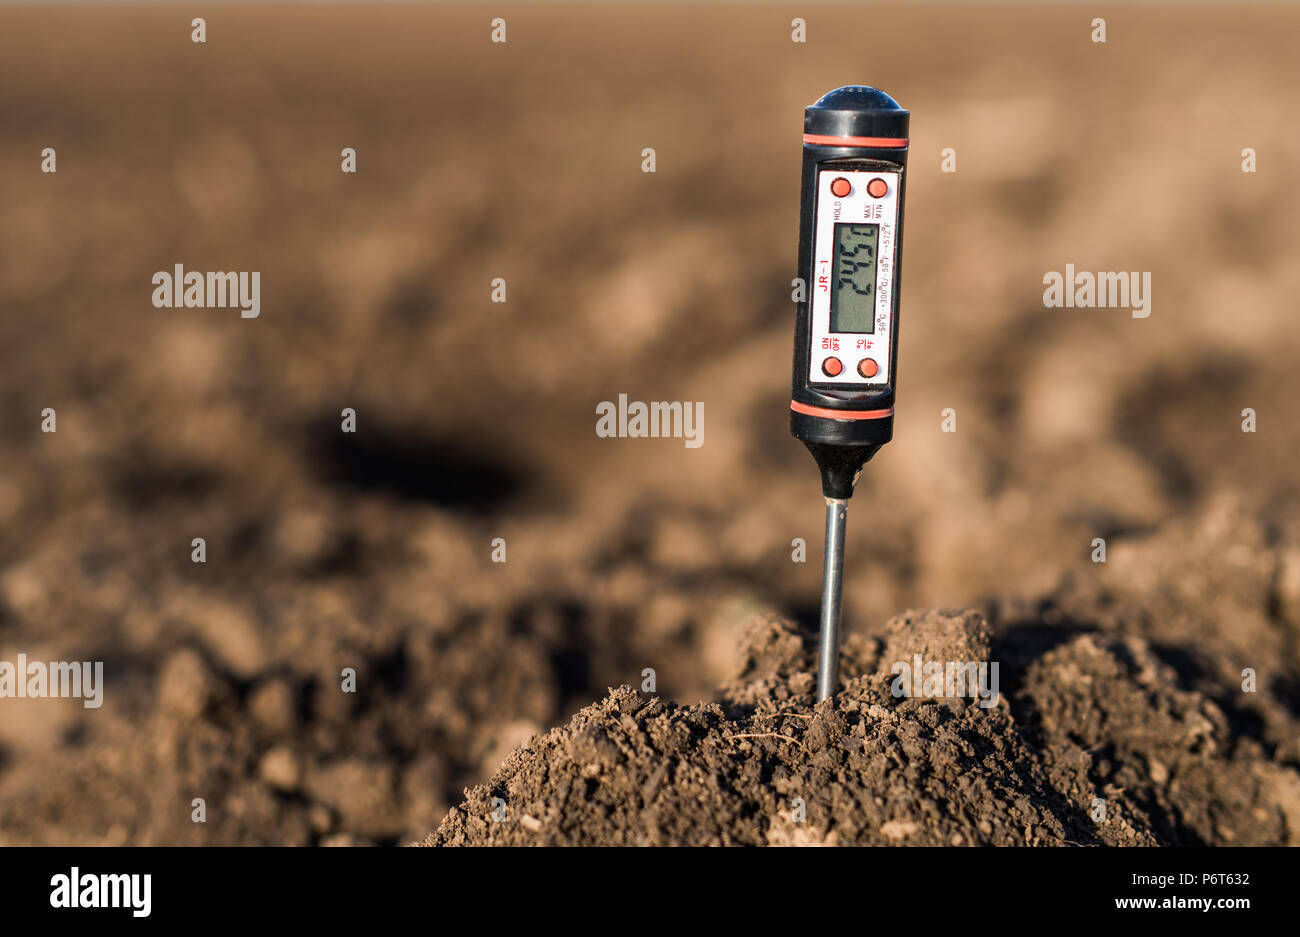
[816,498,848,702]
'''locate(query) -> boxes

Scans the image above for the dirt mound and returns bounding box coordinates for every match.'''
[428,610,1300,846]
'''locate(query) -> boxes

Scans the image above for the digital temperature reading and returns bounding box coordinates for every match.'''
[830,222,879,333]
[804,167,899,388]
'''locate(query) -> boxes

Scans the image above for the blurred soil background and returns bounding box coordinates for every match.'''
[0,2,1298,844]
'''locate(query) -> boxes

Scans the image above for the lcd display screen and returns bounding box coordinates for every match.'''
[829,223,879,334]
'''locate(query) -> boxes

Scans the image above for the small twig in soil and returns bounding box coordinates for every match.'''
[725,732,808,753]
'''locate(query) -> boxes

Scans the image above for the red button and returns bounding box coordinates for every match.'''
[867,177,888,198]
[822,356,843,377]
[858,358,879,378]
[830,177,852,198]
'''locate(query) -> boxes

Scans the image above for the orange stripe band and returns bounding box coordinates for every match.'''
[803,133,909,148]
[791,401,894,421]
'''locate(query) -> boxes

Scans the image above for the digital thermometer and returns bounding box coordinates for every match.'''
[789,86,910,701]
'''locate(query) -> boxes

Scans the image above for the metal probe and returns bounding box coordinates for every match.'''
[816,498,848,701]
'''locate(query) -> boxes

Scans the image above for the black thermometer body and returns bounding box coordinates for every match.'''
[790,86,910,498]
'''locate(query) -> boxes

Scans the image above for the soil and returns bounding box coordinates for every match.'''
[1,3,1298,846]
[429,608,1300,846]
